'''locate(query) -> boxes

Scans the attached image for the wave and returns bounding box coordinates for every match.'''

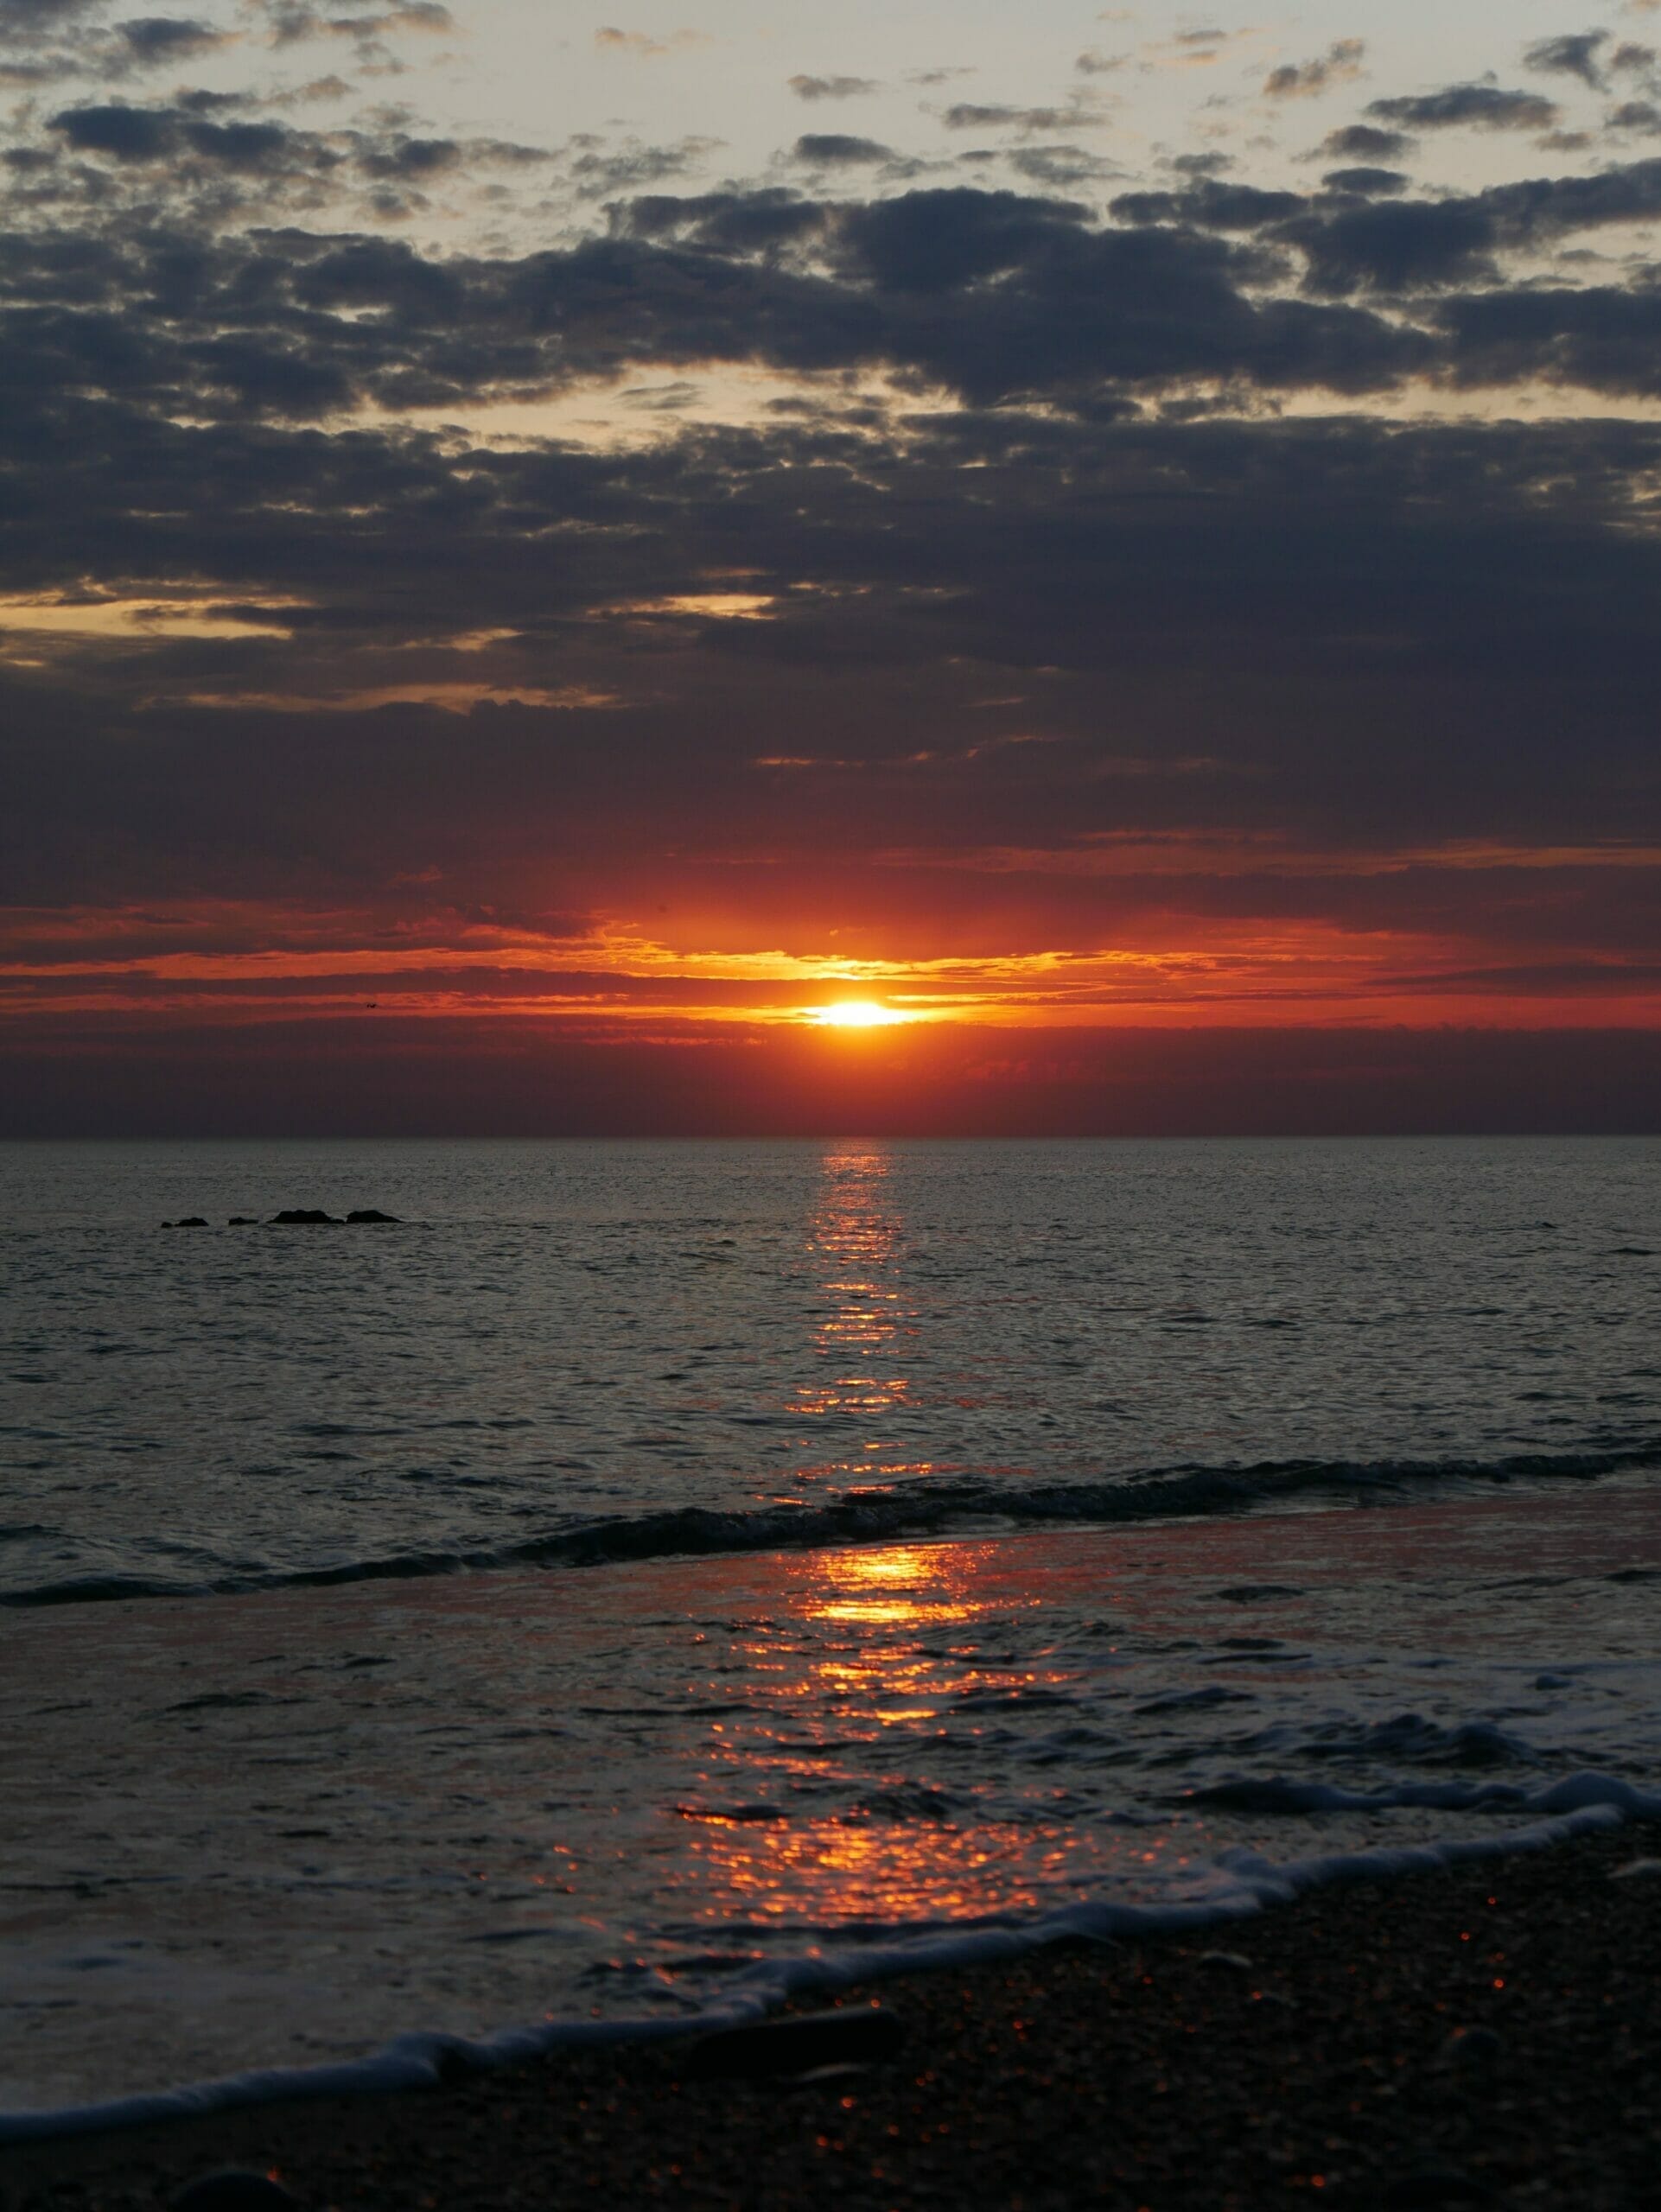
[2,1777,1656,2145]
[6,1436,1660,1609]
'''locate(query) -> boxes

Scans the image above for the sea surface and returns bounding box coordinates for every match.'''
[3,1138,1658,2129]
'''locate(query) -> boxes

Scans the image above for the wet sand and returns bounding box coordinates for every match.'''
[8,1824,1658,2211]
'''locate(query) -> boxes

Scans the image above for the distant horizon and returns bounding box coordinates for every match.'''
[5,1021,1659,1141]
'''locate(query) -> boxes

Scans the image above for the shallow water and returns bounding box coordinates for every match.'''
[3,1486,1658,2112]
[2,1140,1658,2124]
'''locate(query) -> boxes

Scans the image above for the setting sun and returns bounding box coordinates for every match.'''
[815,1001,908,1029]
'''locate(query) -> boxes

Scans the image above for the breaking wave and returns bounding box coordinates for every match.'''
[7,1435,1659,1608]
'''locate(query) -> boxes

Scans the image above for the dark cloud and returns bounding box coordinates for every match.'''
[791,133,893,167]
[49,99,339,175]
[51,100,179,156]
[1286,194,1502,294]
[1366,84,1561,131]
[1435,282,1661,397]
[1523,31,1609,89]
[43,98,547,209]
[1109,179,1306,231]
[1321,122,1412,161]
[614,186,826,253]
[118,16,232,61]
[1321,167,1409,196]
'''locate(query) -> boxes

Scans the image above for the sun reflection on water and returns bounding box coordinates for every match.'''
[786,1143,913,1433]
[656,1158,1193,1932]
[662,1539,1183,1929]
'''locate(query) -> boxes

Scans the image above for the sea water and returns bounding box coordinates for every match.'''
[2,1139,1658,2128]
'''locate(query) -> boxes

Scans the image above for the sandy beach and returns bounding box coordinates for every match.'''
[9,1824,1658,2211]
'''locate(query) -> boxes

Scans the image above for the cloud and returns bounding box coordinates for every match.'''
[118,16,234,62]
[791,133,893,167]
[1523,30,1610,88]
[787,73,877,101]
[1007,144,1120,188]
[262,1,453,46]
[1321,122,1413,160]
[939,101,1102,134]
[1321,166,1409,197]
[1287,195,1503,293]
[1365,84,1561,131]
[595,26,710,59]
[1263,39,1365,99]
[566,136,719,198]
[1110,178,1304,230]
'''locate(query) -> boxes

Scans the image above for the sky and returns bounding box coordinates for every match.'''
[2,0,1659,1133]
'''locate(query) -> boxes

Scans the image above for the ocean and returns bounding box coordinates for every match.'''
[3,1137,1658,2133]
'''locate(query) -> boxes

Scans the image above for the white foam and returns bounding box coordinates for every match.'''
[0,1786,1643,2147]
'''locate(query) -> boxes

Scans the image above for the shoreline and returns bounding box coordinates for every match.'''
[9,1823,1658,2210]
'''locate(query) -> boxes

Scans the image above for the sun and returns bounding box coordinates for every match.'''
[814,1000,908,1029]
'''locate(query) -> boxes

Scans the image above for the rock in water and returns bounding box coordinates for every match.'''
[682,2005,906,2081]
[228,1215,258,1225]
[162,1217,210,1229]
[268,1208,340,1225]
[171,2171,301,2212]
[346,1208,400,1224]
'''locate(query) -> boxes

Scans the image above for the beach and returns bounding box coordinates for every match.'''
[9,1824,1658,2209]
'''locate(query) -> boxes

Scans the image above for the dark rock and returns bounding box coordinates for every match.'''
[171,2171,302,2212]
[163,1216,210,1229]
[682,2005,906,2082]
[228,1216,258,1225]
[346,1208,400,1224]
[268,1209,340,1225]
